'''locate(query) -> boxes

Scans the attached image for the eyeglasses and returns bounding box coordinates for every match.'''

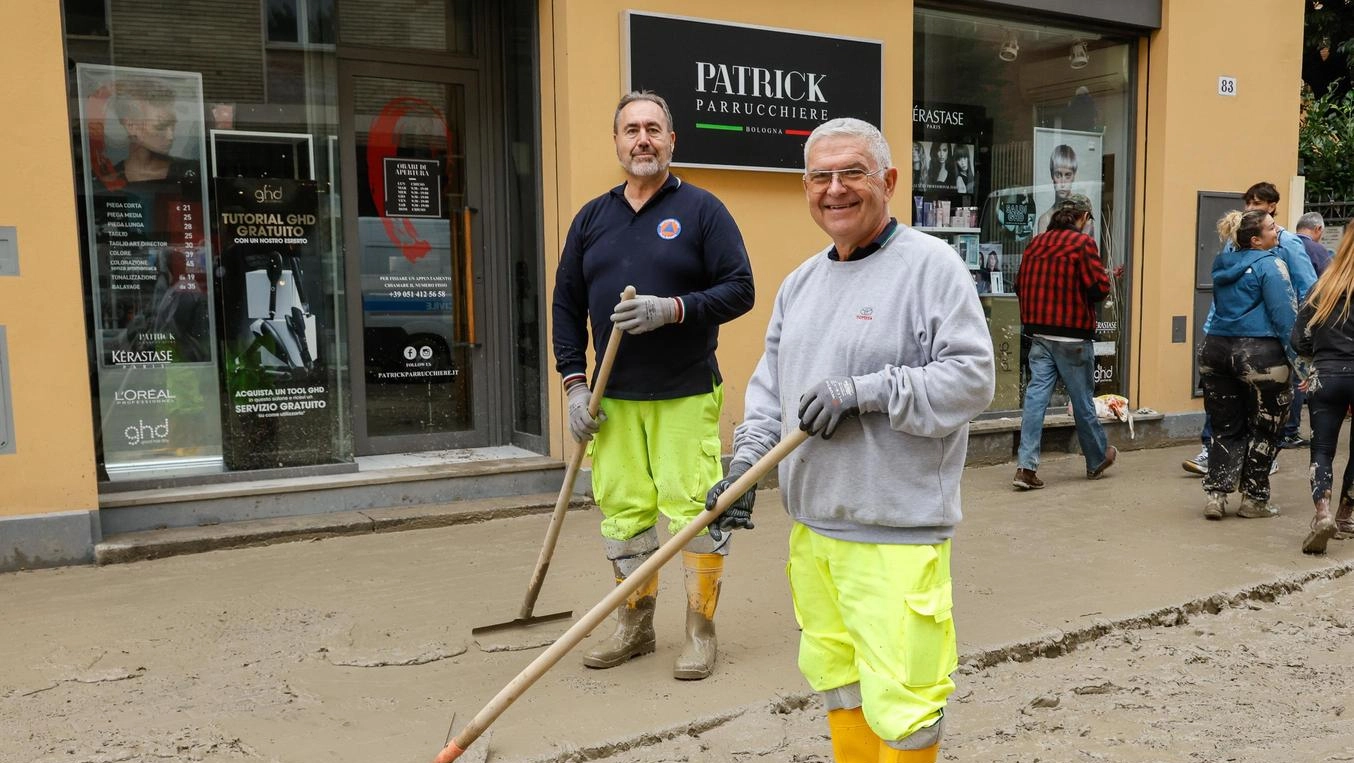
[803,167,887,191]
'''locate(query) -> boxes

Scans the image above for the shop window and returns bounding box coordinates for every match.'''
[62,0,349,482]
[914,7,1135,412]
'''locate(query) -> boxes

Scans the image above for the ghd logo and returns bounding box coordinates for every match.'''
[254,184,283,203]
[124,418,170,446]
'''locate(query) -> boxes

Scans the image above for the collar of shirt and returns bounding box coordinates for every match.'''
[609,173,682,213]
[829,218,898,261]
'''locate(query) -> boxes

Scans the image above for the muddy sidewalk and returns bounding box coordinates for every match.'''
[2,443,1349,762]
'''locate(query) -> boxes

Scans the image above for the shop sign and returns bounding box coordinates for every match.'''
[76,63,223,475]
[624,12,883,172]
[216,178,335,469]
[383,157,442,218]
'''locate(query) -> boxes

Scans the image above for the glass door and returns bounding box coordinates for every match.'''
[339,61,487,453]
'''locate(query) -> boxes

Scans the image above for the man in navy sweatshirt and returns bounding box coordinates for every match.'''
[551,91,754,680]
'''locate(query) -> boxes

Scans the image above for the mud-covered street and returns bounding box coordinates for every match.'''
[4,443,1354,763]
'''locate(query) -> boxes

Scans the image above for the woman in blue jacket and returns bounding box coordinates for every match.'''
[1199,209,1297,521]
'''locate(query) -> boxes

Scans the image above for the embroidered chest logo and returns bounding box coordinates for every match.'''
[856,306,874,321]
[657,218,682,240]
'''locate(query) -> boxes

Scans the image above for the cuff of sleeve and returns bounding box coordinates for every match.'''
[728,454,757,476]
[672,297,685,324]
[562,372,587,390]
[851,372,889,415]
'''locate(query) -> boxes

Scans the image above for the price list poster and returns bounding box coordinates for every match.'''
[76,64,223,476]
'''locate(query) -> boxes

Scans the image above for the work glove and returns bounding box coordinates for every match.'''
[611,294,680,335]
[705,460,755,543]
[566,381,605,442]
[798,377,860,440]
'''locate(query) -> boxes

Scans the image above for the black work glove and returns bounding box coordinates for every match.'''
[705,461,755,542]
[798,377,860,439]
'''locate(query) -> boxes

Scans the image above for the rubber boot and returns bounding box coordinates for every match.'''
[826,707,876,763]
[1303,497,1338,555]
[1336,496,1354,539]
[878,742,940,762]
[673,551,723,680]
[582,560,658,669]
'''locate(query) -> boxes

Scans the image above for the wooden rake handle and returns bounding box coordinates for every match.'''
[433,427,812,762]
[518,285,637,618]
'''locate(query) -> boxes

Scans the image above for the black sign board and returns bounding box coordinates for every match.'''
[383,157,441,218]
[216,177,335,469]
[625,12,883,172]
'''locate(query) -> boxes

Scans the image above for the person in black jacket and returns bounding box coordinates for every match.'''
[1292,228,1354,554]
[551,91,754,680]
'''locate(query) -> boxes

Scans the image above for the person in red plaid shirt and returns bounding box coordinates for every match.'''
[1012,193,1117,490]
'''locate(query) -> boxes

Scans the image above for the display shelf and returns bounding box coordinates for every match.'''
[914,226,981,233]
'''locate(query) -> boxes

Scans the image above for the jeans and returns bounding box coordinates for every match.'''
[1017,336,1109,473]
[1197,335,1291,500]
[1307,374,1354,505]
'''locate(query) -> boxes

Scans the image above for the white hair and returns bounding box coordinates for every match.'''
[803,117,892,172]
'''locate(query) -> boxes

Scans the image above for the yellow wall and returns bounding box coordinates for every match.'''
[541,1,912,457]
[0,4,99,516]
[1134,0,1303,413]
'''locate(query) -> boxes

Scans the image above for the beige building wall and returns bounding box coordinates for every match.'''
[0,3,99,517]
[1134,0,1303,413]
[540,1,913,458]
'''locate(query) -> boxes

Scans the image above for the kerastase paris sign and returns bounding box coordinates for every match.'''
[625,12,883,172]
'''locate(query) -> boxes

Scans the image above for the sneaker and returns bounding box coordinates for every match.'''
[1012,468,1044,490]
[1278,434,1309,449]
[1088,446,1118,479]
[1236,495,1280,518]
[1182,447,1208,475]
[1270,457,1280,475]
[1203,491,1228,520]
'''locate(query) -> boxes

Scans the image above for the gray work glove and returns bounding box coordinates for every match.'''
[705,460,755,542]
[798,377,860,440]
[566,381,605,442]
[610,294,680,335]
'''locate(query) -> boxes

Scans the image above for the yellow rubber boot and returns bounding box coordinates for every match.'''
[878,742,940,762]
[826,707,876,763]
[582,562,658,669]
[673,551,722,679]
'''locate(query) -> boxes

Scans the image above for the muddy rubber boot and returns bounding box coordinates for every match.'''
[1236,495,1280,518]
[878,743,940,762]
[673,551,723,680]
[582,560,658,669]
[1336,497,1354,539]
[1303,498,1338,555]
[826,707,876,763]
[1203,491,1228,521]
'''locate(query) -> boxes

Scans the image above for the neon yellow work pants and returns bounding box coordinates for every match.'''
[588,386,723,542]
[787,523,956,744]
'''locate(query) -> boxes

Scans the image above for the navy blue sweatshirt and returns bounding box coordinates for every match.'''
[552,175,754,400]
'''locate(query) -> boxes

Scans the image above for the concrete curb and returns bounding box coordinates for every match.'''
[95,493,591,565]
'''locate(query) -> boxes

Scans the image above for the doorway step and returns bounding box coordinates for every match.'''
[95,446,580,564]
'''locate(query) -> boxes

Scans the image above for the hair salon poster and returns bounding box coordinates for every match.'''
[911,102,989,209]
[76,63,223,477]
[216,177,334,469]
[1031,126,1120,395]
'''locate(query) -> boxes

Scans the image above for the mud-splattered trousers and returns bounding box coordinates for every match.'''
[1306,373,1354,505]
[1198,335,1291,500]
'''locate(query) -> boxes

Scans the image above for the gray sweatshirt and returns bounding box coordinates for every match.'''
[732,225,995,544]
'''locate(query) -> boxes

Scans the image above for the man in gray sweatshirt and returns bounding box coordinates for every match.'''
[706,118,994,761]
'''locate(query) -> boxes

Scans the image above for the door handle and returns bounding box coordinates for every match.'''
[462,206,478,348]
